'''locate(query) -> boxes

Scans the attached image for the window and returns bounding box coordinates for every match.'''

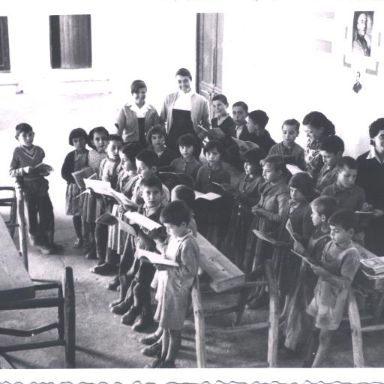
[196,13,223,100]
[0,16,10,72]
[50,14,92,69]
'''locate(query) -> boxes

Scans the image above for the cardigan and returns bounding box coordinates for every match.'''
[61,149,89,184]
[160,92,210,135]
[116,103,160,143]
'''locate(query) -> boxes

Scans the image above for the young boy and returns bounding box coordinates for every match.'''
[9,123,58,254]
[112,175,165,332]
[282,196,338,356]
[306,210,361,367]
[316,135,344,193]
[232,101,250,140]
[91,134,123,274]
[169,134,202,181]
[247,110,276,153]
[268,119,306,170]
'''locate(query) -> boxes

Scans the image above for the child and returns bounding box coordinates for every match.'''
[302,111,336,180]
[316,135,344,193]
[195,140,231,249]
[211,94,236,137]
[306,209,361,367]
[282,196,338,356]
[356,118,384,254]
[268,119,306,170]
[9,123,58,254]
[169,134,202,181]
[243,155,290,276]
[61,128,89,248]
[82,126,109,258]
[247,110,276,153]
[147,124,178,169]
[146,200,199,368]
[232,101,250,140]
[224,149,265,268]
[91,134,123,274]
[112,176,165,332]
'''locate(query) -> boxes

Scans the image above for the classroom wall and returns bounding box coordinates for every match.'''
[221,1,384,158]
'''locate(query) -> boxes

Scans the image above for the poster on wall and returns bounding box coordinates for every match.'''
[351,11,374,57]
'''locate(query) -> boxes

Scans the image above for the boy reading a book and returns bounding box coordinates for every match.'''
[9,123,59,254]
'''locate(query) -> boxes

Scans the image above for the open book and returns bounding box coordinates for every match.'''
[110,189,138,209]
[136,249,179,267]
[124,211,162,231]
[286,164,303,176]
[72,167,97,189]
[84,178,113,197]
[290,249,320,267]
[194,191,221,201]
[33,162,53,175]
[252,229,290,247]
[232,137,260,153]
[95,212,137,236]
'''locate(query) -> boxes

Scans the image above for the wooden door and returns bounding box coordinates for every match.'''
[196,13,223,101]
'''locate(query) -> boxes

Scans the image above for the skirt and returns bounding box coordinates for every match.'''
[65,183,82,216]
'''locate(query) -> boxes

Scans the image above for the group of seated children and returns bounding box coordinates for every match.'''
[9,97,384,367]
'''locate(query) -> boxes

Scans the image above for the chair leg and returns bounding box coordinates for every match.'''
[373,293,384,324]
[348,290,364,368]
[191,280,206,368]
[233,287,250,326]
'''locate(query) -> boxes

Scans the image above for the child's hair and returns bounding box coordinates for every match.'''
[131,79,147,94]
[108,134,123,144]
[121,142,143,164]
[15,123,33,139]
[369,118,384,140]
[282,119,300,133]
[177,133,197,148]
[135,149,159,168]
[88,126,109,148]
[232,101,248,114]
[146,124,166,146]
[161,200,191,226]
[175,68,192,80]
[302,111,336,136]
[203,140,225,156]
[248,110,269,129]
[139,174,163,191]
[320,135,345,154]
[289,172,316,201]
[311,196,338,219]
[336,156,357,171]
[68,128,88,146]
[328,209,358,231]
[212,94,229,107]
[172,185,195,209]
[243,148,266,175]
[261,155,288,175]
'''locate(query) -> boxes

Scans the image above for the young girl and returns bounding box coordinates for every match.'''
[147,125,178,169]
[169,134,202,181]
[61,128,89,248]
[211,94,236,137]
[195,140,231,249]
[224,149,265,268]
[243,155,290,276]
[82,126,109,258]
[282,196,338,357]
[146,200,199,368]
[268,119,306,170]
[302,111,336,180]
[306,210,361,367]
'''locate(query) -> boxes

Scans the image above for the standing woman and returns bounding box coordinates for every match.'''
[160,68,210,152]
[115,80,160,147]
[302,111,335,181]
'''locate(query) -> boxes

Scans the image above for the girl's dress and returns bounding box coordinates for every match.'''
[224,173,263,268]
[307,240,360,330]
[62,149,89,216]
[155,231,199,330]
[284,226,330,350]
[82,149,107,223]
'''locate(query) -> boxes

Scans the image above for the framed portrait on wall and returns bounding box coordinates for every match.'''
[351,11,374,57]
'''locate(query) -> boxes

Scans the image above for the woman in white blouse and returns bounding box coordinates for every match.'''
[160,68,210,152]
[115,80,160,146]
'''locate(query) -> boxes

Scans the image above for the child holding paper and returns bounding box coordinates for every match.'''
[146,200,199,368]
[61,128,89,248]
[9,123,58,254]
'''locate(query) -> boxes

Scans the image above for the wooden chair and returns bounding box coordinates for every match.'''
[0,188,76,368]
